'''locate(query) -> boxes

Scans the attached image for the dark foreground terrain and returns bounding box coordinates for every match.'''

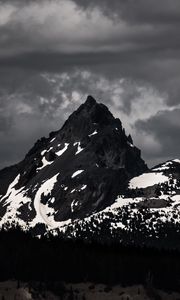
[1,280,180,300]
[1,228,180,299]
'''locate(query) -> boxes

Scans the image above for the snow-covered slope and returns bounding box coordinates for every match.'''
[57,159,180,248]
[0,96,180,248]
[0,95,147,235]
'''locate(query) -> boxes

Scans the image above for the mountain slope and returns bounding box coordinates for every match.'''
[62,159,180,249]
[0,95,147,232]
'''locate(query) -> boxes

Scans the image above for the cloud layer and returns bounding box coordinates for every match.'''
[0,0,180,168]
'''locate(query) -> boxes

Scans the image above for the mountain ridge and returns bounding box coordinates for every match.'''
[0,95,147,227]
[0,95,180,249]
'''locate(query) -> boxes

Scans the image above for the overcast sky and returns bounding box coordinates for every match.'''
[0,0,180,169]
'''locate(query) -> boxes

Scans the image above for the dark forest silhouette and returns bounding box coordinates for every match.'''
[0,227,180,292]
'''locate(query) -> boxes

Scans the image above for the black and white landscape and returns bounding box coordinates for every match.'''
[1,0,180,299]
[0,96,180,297]
[0,95,180,251]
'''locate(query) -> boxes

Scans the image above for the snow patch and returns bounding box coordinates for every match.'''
[152,161,173,171]
[71,170,84,178]
[173,159,180,164]
[41,150,46,156]
[47,147,53,152]
[1,175,20,202]
[28,173,73,230]
[129,172,169,189]
[50,197,55,204]
[71,200,79,212]
[127,141,134,148]
[56,143,69,156]
[37,156,53,170]
[73,142,84,155]
[80,184,87,190]
[0,175,31,229]
[30,173,59,227]
[50,137,56,143]
[88,130,97,137]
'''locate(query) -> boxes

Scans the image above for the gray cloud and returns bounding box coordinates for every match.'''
[135,108,180,165]
[0,69,178,169]
[0,0,180,168]
[73,0,180,24]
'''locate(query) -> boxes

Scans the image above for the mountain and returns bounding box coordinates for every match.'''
[0,95,180,249]
[0,95,147,232]
[64,158,180,248]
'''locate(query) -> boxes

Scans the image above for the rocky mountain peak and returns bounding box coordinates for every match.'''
[0,95,148,232]
[58,95,118,143]
[84,94,97,107]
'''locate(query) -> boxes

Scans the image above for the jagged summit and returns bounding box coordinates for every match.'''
[81,95,115,125]
[0,95,147,234]
[1,96,180,248]
[59,95,117,143]
[84,95,97,106]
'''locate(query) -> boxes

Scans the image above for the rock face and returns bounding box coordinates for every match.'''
[0,95,147,230]
[63,159,180,249]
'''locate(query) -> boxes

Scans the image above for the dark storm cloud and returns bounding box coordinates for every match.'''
[73,0,180,24]
[135,108,180,164]
[0,0,180,168]
[0,0,179,103]
[0,0,180,60]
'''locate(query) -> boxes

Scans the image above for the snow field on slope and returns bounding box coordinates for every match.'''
[30,173,58,227]
[129,172,169,189]
[0,175,31,229]
[30,173,72,229]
